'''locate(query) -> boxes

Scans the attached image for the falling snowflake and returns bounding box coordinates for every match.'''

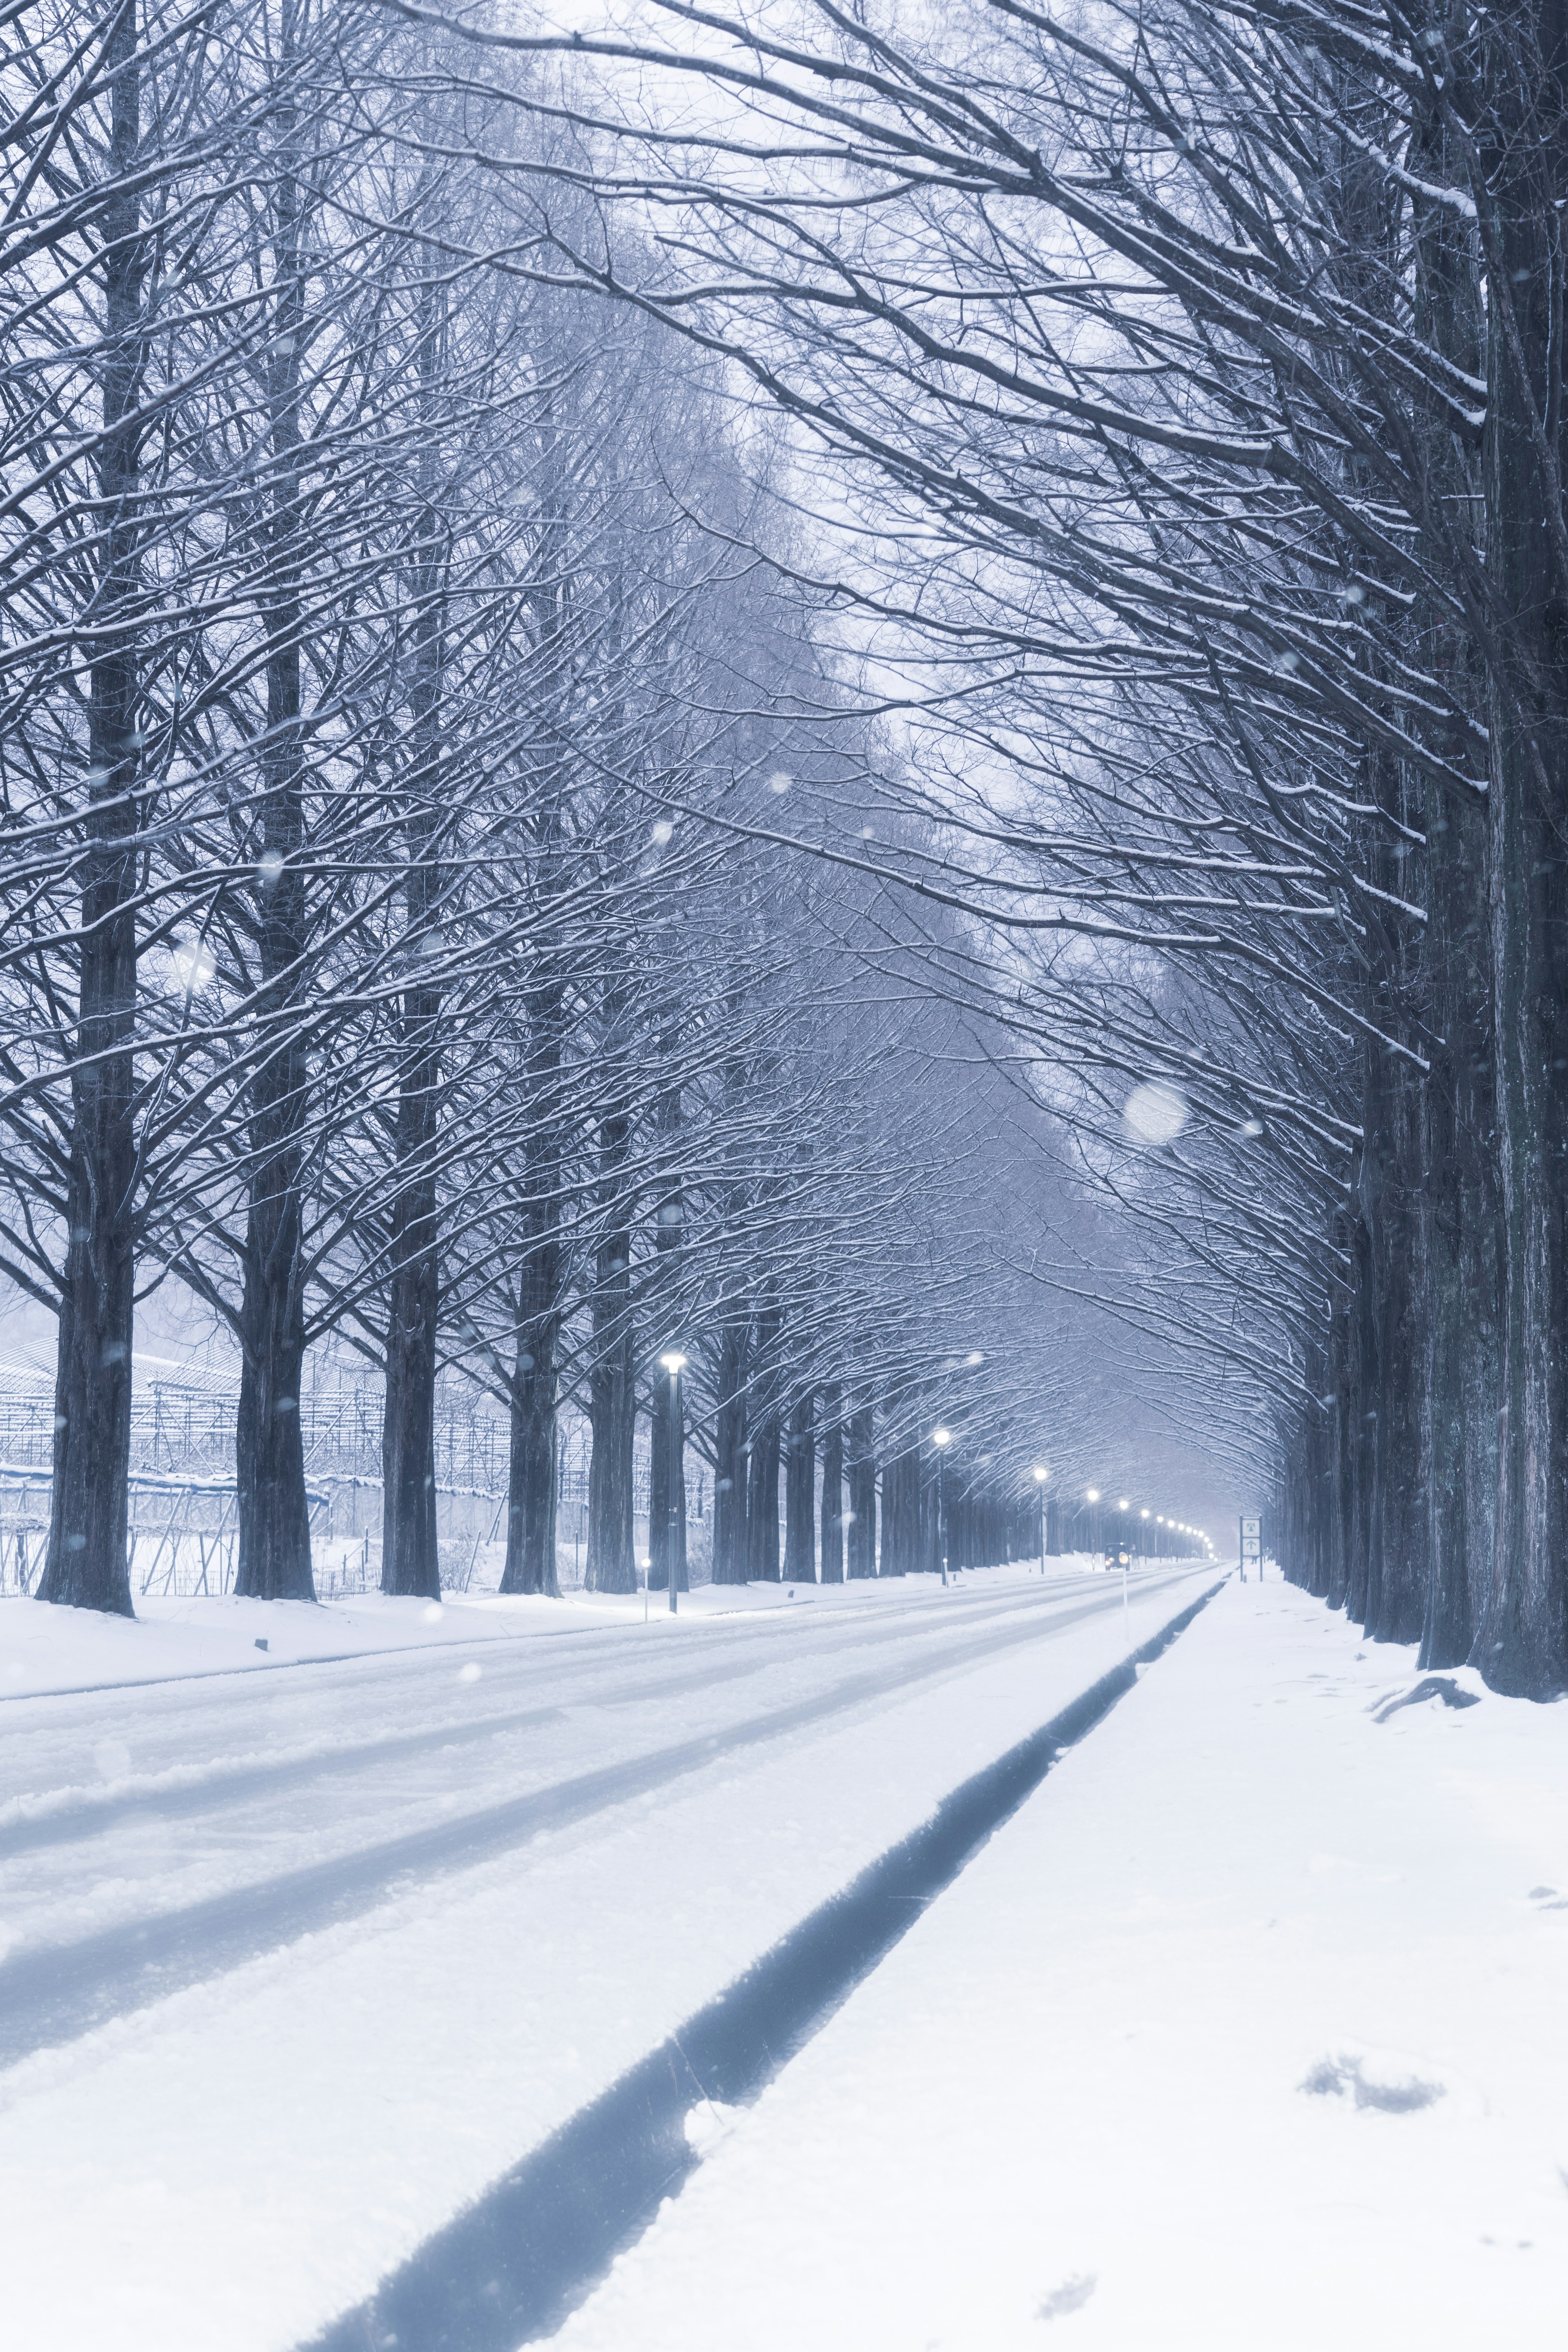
[1123,1081,1189,1145]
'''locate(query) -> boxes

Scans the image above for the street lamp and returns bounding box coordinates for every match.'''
[1032,1465,1048,1575]
[933,1427,952,1586]
[658,1351,687,1615]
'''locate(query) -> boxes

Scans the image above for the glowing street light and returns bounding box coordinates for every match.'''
[932,1427,953,1586]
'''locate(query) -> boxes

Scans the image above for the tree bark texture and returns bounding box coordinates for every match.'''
[819,1385,844,1583]
[39,6,143,1618]
[710,1311,749,1584]
[1471,2,1568,1693]
[501,980,566,1597]
[648,1360,688,1592]
[382,282,448,1600]
[744,1299,781,1580]
[502,1310,559,1597]
[646,1086,686,1592]
[846,1405,876,1577]
[784,1388,815,1580]
[584,1106,636,1593]
[879,1444,917,1575]
[236,55,314,1602]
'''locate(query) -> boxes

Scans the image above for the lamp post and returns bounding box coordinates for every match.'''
[658,1351,686,1615]
[933,1427,952,1586]
[1032,1465,1048,1576]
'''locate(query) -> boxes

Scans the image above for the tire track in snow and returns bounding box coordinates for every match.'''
[300,1578,1227,2352]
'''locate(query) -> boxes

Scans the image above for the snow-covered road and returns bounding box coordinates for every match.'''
[0,1561,1209,2352]
[4,1567,1196,2065]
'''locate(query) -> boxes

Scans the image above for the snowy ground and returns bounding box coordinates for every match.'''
[555,1578,1568,2352]
[0,1556,1203,2351]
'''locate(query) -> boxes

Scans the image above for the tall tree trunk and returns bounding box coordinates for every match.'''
[847,1405,876,1577]
[382,280,447,1601]
[744,1299,781,1580]
[502,1316,558,1597]
[1409,19,1492,1670]
[236,46,313,1602]
[1362,1012,1427,1646]
[647,1358,688,1593]
[784,1388,815,1581]
[500,1195,562,1599]
[1472,2,1568,1693]
[877,1442,911,1575]
[40,6,143,1617]
[746,1419,780,1580]
[710,1312,749,1584]
[820,1383,844,1583]
[921,1452,940,1573]
[1419,694,1497,1669]
[1341,1209,1376,1628]
[1325,1235,1354,1613]
[381,1117,440,1597]
[1288,1345,1332,1601]
[501,974,566,1597]
[584,1107,636,1593]
[646,1072,686,1593]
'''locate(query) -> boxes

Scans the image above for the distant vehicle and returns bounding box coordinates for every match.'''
[1103,1544,1131,1572]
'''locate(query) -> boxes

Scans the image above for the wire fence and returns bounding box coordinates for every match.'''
[0,1380,708,1599]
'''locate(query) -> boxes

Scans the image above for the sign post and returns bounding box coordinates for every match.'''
[1239,1514,1262,1583]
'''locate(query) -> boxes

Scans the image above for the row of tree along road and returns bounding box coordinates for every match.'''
[446,0,1568,1696]
[2,2,1217,1627]
[16,2,1566,1691]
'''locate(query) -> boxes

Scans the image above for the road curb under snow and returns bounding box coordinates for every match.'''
[303,1574,1229,2352]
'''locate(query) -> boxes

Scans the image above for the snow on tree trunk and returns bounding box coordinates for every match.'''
[38,6,142,1619]
[1474,0,1568,1694]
